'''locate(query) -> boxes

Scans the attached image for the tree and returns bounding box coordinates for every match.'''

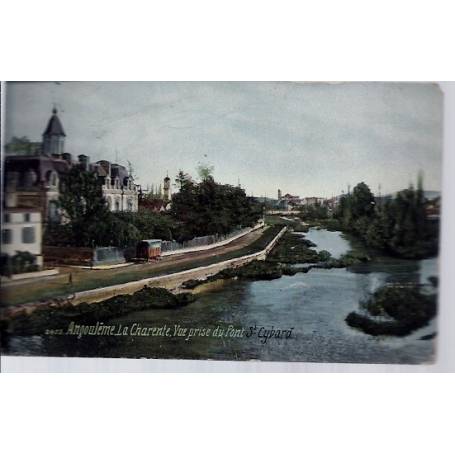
[5,136,34,155]
[351,182,375,218]
[56,166,139,248]
[59,167,107,220]
[116,209,174,241]
[196,162,215,181]
[174,170,193,191]
[299,202,328,220]
[335,177,438,259]
[170,170,262,241]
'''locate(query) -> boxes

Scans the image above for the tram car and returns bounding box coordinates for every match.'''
[136,239,162,261]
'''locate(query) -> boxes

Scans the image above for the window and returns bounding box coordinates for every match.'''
[22,227,35,244]
[24,213,31,222]
[4,213,10,223]
[46,170,58,187]
[2,229,12,244]
[127,199,133,211]
[115,200,120,211]
[24,170,37,187]
[48,201,59,222]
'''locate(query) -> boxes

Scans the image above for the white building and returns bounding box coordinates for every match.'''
[4,109,139,219]
[2,209,43,267]
[301,196,326,206]
[93,159,139,212]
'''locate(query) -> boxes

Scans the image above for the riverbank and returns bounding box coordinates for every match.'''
[0,225,287,337]
[2,225,438,363]
[0,287,195,337]
[181,260,311,290]
[181,230,372,291]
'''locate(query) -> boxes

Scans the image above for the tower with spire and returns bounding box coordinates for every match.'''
[163,172,171,202]
[42,107,66,156]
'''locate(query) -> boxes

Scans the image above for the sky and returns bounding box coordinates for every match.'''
[4,82,443,198]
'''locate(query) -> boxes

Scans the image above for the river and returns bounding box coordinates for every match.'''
[5,228,438,364]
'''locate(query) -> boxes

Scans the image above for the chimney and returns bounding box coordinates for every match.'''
[62,152,73,165]
[78,154,90,171]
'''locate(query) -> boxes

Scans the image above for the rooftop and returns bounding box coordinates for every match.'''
[43,108,66,137]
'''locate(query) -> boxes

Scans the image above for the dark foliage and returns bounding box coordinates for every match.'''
[3,287,196,336]
[0,251,39,277]
[334,177,438,259]
[170,175,263,241]
[299,202,328,220]
[50,166,140,248]
[346,284,437,336]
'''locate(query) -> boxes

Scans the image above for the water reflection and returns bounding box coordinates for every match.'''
[304,228,351,258]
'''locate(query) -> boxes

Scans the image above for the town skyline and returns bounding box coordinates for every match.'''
[4,82,443,198]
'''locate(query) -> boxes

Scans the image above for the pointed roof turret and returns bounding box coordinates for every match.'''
[43,107,66,137]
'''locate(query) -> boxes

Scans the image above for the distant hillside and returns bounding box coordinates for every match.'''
[341,189,441,202]
[253,196,278,204]
[388,190,441,200]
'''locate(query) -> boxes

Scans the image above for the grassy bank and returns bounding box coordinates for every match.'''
[182,260,311,290]
[182,229,372,291]
[267,232,370,266]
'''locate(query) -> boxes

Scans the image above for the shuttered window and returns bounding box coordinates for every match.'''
[22,227,35,243]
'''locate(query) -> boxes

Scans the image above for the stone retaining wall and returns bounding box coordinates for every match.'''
[69,226,286,305]
[161,220,265,257]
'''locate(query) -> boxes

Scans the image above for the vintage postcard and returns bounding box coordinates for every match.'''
[0,82,442,364]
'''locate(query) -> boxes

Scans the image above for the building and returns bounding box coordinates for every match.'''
[273,189,328,211]
[42,107,66,155]
[139,199,169,213]
[1,209,43,268]
[4,153,71,222]
[275,192,301,209]
[282,193,300,203]
[325,196,341,212]
[163,174,171,202]
[425,196,441,221]
[301,196,326,206]
[276,198,291,211]
[138,175,172,213]
[93,159,138,212]
[4,108,139,219]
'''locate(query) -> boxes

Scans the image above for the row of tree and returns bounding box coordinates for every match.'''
[299,203,329,220]
[170,170,262,241]
[335,177,438,258]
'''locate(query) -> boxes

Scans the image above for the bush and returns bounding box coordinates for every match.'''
[346,285,437,336]
[0,252,39,277]
[317,250,332,262]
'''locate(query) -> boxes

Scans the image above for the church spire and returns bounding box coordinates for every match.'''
[42,107,66,155]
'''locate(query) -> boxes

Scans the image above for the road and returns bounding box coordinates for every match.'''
[0,227,267,306]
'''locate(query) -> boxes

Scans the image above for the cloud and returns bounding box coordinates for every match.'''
[4,82,442,197]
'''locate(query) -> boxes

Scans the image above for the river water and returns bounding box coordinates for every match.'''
[5,228,438,364]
